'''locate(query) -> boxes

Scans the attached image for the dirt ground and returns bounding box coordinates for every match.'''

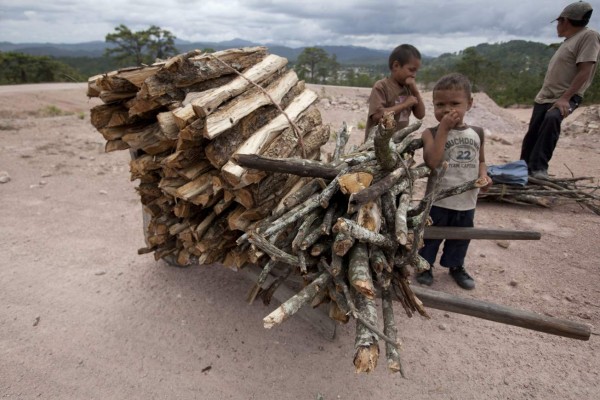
[1,82,599,400]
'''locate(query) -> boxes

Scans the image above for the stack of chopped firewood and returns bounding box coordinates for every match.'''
[88,47,330,266]
[88,48,489,374]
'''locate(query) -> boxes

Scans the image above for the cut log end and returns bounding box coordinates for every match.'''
[353,344,380,373]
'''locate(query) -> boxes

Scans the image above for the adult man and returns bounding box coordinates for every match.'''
[520,1,600,179]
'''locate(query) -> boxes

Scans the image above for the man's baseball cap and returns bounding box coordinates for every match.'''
[556,1,593,21]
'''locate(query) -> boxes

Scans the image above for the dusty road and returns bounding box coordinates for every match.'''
[1,83,599,399]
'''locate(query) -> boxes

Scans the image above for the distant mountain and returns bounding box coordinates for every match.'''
[0,39,388,64]
[0,41,114,57]
[424,40,556,76]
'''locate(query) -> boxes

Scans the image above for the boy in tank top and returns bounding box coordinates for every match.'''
[416,73,492,290]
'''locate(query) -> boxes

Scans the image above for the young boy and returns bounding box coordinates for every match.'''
[416,73,492,290]
[364,44,426,142]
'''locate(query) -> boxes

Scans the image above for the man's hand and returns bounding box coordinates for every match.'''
[551,98,572,118]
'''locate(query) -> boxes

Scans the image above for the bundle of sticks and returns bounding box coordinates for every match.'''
[479,175,600,215]
[235,112,488,374]
[88,47,331,266]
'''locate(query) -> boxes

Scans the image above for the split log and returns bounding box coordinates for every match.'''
[173,54,288,128]
[204,69,299,139]
[221,89,319,188]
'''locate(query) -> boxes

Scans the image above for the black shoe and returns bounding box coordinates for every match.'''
[449,266,475,290]
[416,268,433,286]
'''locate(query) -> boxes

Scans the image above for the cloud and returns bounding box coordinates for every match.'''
[0,0,583,55]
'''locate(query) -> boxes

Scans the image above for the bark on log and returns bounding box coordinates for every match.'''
[412,286,591,340]
[353,288,380,374]
[382,288,404,375]
[374,111,398,171]
[333,218,396,250]
[263,272,332,329]
[234,154,338,179]
[423,227,541,240]
[348,242,376,299]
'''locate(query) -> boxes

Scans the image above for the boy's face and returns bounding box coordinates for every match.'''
[391,56,420,85]
[433,89,473,124]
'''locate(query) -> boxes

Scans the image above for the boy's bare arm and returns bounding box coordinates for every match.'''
[406,77,425,120]
[422,109,460,168]
[371,96,418,123]
[478,132,492,190]
[422,128,447,169]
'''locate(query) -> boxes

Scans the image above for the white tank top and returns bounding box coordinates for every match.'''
[432,126,481,211]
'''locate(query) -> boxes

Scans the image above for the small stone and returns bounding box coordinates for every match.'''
[0,171,10,183]
[577,312,591,320]
[509,280,518,287]
[33,316,40,327]
[94,271,106,276]
[99,190,108,195]
[438,324,447,331]
[41,172,52,178]
[565,295,574,303]
[496,240,510,249]
[479,253,486,258]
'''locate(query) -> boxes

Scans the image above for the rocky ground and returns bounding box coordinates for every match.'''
[0,82,599,400]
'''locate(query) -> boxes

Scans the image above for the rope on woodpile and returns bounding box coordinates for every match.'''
[206,52,307,158]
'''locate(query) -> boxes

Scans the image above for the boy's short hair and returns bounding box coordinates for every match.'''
[388,44,421,70]
[433,73,472,98]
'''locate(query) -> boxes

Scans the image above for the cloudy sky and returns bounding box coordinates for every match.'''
[1,0,598,56]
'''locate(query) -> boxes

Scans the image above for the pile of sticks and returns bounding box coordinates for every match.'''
[235,112,488,374]
[88,47,330,266]
[479,175,600,215]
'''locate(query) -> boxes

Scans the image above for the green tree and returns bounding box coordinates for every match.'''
[455,47,495,92]
[146,25,178,60]
[0,52,83,84]
[105,24,179,66]
[294,47,338,84]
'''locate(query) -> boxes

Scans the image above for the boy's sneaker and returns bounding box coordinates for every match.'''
[416,268,433,286]
[449,266,475,290]
[530,170,549,180]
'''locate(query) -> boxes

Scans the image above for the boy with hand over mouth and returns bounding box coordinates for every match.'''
[416,73,492,290]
